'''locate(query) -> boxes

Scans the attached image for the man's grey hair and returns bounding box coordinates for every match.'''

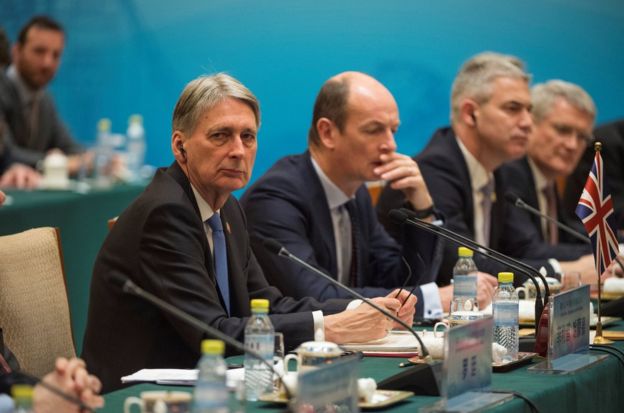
[531,80,596,124]
[450,52,530,124]
[172,73,260,134]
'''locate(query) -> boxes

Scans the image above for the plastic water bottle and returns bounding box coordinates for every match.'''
[11,384,34,413]
[193,339,228,413]
[452,246,479,309]
[126,114,146,181]
[94,118,113,188]
[244,298,274,401]
[493,272,519,362]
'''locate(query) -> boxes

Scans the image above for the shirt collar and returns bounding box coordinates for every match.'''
[456,135,493,192]
[6,64,41,106]
[190,184,216,222]
[528,157,551,192]
[310,156,351,210]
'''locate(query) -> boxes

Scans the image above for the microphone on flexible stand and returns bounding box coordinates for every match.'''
[389,208,551,355]
[505,191,624,272]
[2,370,96,412]
[260,237,441,396]
[504,192,590,244]
[107,273,293,399]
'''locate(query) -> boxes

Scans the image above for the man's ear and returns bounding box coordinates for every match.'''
[172,131,186,163]
[316,117,337,149]
[459,99,480,127]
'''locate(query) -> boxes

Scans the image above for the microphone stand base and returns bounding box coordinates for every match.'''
[377,360,442,396]
[594,322,614,344]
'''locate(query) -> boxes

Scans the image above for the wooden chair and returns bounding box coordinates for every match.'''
[0,227,76,377]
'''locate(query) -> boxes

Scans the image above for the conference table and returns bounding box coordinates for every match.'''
[103,321,624,413]
[0,184,145,354]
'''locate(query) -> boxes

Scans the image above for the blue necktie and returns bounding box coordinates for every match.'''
[207,213,231,315]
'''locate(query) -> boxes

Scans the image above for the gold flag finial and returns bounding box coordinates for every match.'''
[594,141,602,152]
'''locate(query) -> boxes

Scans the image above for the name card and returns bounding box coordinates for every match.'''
[294,354,359,413]
[443,316,493,399]
[549,285,590,359]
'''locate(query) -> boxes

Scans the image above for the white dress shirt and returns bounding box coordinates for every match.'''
[456,137,495,247]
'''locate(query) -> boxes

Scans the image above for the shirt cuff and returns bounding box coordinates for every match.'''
[548,258,562,279]
[421,282,443,319]
[313,310,325,341]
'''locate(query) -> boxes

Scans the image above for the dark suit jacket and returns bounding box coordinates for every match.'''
[564,119,624,230]
[504,156,591,254]
[81,162,347,393]
[240,152,442,317]
[377,127,584,284]
[0,68,82,167]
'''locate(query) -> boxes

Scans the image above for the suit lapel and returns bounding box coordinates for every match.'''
[302,153,340,277]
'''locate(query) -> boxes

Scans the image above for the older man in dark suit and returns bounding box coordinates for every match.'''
[377,52,596,285]
[82,73,414,393]
[504,80,593,276]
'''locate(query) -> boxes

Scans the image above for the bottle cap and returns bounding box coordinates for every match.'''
[250,298,269,312]
[498,272,514,283]
[11,384,33,399]
[458,246,473,258]
[201,339,224,355]
[129,114,143,125]
[97,118,111,132]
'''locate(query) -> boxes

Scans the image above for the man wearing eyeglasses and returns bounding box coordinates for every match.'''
[503,80,593,280]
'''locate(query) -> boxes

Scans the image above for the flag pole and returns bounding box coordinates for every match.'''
[592,141,613,345]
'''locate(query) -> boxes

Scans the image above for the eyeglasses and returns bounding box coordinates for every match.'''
[551,122,593,146]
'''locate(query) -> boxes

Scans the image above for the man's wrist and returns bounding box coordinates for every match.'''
[404,201,435,219]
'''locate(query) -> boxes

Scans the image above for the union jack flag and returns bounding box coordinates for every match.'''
[576,146,619,275]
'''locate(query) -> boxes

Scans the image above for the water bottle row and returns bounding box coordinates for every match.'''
[193,299,274,413]
[94,115,146,187]
[450,247,519,362]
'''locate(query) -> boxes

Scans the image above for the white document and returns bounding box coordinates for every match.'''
[340,331,420,352]
[121,367,245,388]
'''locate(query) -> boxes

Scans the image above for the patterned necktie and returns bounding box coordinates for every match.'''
[344,200,360,287]
[206,213,231,315]
[480,179,494,247]
[543,185,559,245]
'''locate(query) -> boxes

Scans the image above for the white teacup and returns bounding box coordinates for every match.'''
[41,152,69,189]
[284,341,343,374]
[124,391,191,413]
[416,322,447,359]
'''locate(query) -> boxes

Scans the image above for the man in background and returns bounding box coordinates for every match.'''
[377,52,595,285]
[504,80,593,280]
[242,71,496,319]
[0,27,41,189]
[1,16,87,174]
[564,118,624,231]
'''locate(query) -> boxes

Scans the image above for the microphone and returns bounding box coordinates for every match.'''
[108,273,292,398]
[390,208,550,353]
[505,191,624,274]
[504,192,590,244]
[3,370,96,412]
[261,238,441,396]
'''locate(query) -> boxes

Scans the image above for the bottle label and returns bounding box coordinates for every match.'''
[493,301,519,326]
[245,334,274,360]
[453,275,478,298]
